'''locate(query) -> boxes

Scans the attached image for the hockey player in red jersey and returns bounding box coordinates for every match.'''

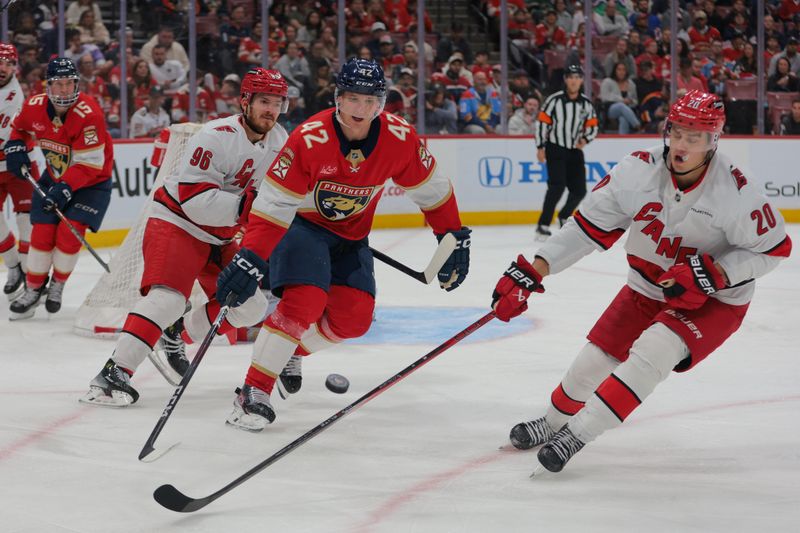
[216,57,471,431]
[81,68,290,407]
[4,57,114,319]
[0,43,32,301]
[492,90,792,474]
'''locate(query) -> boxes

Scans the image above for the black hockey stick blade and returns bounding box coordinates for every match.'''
[370,233,456,284]
[138,293,236,462]
[153,311,496,513]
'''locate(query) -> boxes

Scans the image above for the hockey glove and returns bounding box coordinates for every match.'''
[216,247,268,307]
[436,226,471,291]
[492,254,544,322]
[42,182,73,213]
[3,139,30,180]
[657,254,726,310]
[237,186,258,226]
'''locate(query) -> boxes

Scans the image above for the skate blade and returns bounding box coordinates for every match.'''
[226,406,270,432]
[8,308,36,321]
[147,349,181,386]
[79,387,134,408]
[139,441,181,463]
[530,464,551,479]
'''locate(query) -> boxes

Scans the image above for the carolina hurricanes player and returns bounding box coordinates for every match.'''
[0,43,32,302]
[492,90,792,474]
[215,57,471,431]
[80,68,290,407]
[4,57,113,320]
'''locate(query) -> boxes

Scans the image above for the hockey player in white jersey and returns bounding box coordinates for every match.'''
[0,43,32,301]
[81,68,290,407]
[491,90,792,474]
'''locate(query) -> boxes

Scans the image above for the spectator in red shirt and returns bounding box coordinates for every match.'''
[636,38,664,78]
[691,58,710,92]
[676,56,705,95]
[128,59,156,110]
[535,9,567,50]
[688,10,720,51]
[722,32,746,63]
[778,0,800,22]
[471,51,493,81]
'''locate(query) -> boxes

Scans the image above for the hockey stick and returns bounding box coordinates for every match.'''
[153,311,496,512]
[370,232,457,284]
[139,292,237,462]
[21,166,111,273]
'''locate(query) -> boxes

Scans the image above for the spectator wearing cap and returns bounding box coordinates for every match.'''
[594,1,629,37]
[140,26,190,71]
[508,96,540,137]
[636,38,664,77]
[780,98,800,135]
[535,64,597,239]
[130,86,171,138]
[425,83,458,134]
[768,36,800,76]
[629,0,660,36]
[458,71,501,134]
[386,67,417,123]
[367,21,389,59]
[279,86,306,133]
[436,54,472,99]
[535,10,567,50]
[404,24,435,64]
[436,22,473,66]
[377,34,399,60]
[688,10,720,51]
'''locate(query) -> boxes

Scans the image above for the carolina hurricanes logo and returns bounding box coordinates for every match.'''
[315,180,375,221]
[730,166,747,190]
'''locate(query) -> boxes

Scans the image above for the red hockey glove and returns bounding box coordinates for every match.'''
[237,187,258,226]
[492,254,544,322]
[657,254,726,310]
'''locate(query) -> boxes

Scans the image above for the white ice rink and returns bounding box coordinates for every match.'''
[1,224,798,533]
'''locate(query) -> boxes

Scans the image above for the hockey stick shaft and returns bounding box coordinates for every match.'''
[139,293,237,461]
[153,311,496,512]
[370,232,457,284]
[21,166,111,273]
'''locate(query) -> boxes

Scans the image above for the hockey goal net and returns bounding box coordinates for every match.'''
[73,123,203,338]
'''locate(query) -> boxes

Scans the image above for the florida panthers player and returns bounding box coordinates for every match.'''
[0,43,32,302]
[81,68,290,407]
[3,57,113,319]
[492,91,792,474]
[216,58,471,431]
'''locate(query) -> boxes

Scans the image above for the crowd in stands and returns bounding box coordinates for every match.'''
[5,0,800,138]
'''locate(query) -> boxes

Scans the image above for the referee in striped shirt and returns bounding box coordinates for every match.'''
[535,64,598,239]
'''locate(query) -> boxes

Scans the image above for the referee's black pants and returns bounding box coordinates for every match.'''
[537,142,586,228]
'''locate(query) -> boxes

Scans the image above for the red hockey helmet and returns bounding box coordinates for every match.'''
[0,42,18,64]
[667,90,725,135]
[240,67,289,113]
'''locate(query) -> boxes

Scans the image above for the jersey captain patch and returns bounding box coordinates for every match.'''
[40,139,71,178]
[315,180,374,221]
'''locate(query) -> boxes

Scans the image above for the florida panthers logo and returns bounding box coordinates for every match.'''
[40,139,71,178]
[315,181,374,221]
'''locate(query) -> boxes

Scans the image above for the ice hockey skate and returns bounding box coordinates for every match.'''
[535,225,551,241]
[276,354,302,398]
[44,279,65,313]
[79,358,139,407]
[532,425,585,476]
[147,318,189,386]
[509,417,556,450]
[3,263,24,302]
[226,384,276,432]
[8,278,48,321]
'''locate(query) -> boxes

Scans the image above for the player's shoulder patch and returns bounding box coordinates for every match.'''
[82,124,100,145]
[729,165,748,191]
[629,150,655,164]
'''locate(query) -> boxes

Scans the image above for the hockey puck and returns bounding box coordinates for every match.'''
[325,373,350,394]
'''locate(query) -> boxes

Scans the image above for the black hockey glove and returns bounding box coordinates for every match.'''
[435,226,471,291]
[3,139,30,180]
[216,247,268,307]
[43,182,73,212]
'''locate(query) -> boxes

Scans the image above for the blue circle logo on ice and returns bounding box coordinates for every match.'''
[348,306,532,345]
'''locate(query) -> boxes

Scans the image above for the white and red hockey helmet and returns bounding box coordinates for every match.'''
[0,42,18,64]
[240,67,289,113]
[664,90,725,153]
